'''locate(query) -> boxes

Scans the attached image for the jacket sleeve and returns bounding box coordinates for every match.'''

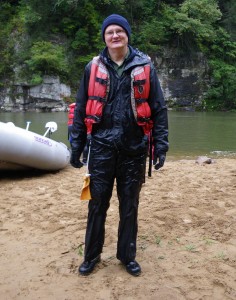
[149,63,169,154]
[70,63,91,155]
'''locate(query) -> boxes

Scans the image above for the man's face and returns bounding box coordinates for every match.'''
[104,25,128,50]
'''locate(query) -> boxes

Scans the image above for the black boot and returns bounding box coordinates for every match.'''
[78,255,101,275]
[125,260,141,276]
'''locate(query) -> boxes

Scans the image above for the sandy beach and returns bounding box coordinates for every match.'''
[0,158,236,300]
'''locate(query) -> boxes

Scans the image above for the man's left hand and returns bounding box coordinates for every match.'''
[153,152,166,170]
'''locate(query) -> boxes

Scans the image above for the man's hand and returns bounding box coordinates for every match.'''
[153,152,166,170]
[70,151,83,168]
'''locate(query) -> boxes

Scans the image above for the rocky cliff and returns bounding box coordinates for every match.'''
[0,51,209,112]
[155,50,209,110]
[0,76,71,112]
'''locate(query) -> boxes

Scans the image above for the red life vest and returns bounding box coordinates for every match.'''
[85,56,153,135]
[68,102,76,126]
[85,57,110,135]
[131,64,153,135]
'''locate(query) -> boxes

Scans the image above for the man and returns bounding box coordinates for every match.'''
[70,14,169,276]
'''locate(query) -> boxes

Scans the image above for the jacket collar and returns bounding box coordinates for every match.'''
[100,46,151,71]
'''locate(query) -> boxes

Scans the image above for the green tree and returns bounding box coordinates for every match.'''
[0,1,25,84]
[26,41,69,82]
[206,60,236,110]
[171,0,222,50]
[218,0,236,40]
[205,28,236,110]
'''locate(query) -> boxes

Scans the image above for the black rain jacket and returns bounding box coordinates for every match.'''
[70,46,169,156]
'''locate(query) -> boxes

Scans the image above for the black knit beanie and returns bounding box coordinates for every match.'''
[101,14,131,42]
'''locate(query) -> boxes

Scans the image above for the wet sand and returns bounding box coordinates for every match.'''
[0,158,236,300]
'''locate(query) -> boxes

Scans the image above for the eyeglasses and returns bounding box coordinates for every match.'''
[105,29,126,37]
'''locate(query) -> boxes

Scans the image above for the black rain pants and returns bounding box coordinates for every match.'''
[84,139,147,264]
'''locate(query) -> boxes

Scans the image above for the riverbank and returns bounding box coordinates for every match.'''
[0,158,235,300]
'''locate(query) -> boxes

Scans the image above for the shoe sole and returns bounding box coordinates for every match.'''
[126,268,141,276]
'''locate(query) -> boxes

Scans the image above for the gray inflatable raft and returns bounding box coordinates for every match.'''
[0,121,71,171]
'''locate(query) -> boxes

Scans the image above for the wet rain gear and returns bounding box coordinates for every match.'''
[85,56,153,136]
[70,45,168,263]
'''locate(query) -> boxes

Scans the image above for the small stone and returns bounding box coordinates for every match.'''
[195,156,213,164]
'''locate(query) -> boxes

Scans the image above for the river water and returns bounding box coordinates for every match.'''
[1,111,236,160]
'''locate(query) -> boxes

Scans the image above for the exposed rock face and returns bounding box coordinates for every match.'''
[0,49,209,112]
[0,76,71,112]
[154,49,209,110]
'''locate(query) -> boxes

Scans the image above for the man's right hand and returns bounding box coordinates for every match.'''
[70,151,83,168]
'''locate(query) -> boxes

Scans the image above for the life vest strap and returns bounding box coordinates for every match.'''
[133,79,146,86]
[95,77,108,85]
[88,96,107,103]
[137,116,151,122]
[86,115,101,122]
[136,98,148,104]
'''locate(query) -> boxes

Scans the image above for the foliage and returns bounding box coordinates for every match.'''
[0,0,235,110]
[30,74,44,85]
[170,0,222,50]
[132,0,222,54]
[0,3,14,82]
[132,4,175,53]
[206,60,236,110]
[134,19,166,53]
[26,41,69,79]
[204,28,236,110]
[218,0,236,41]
